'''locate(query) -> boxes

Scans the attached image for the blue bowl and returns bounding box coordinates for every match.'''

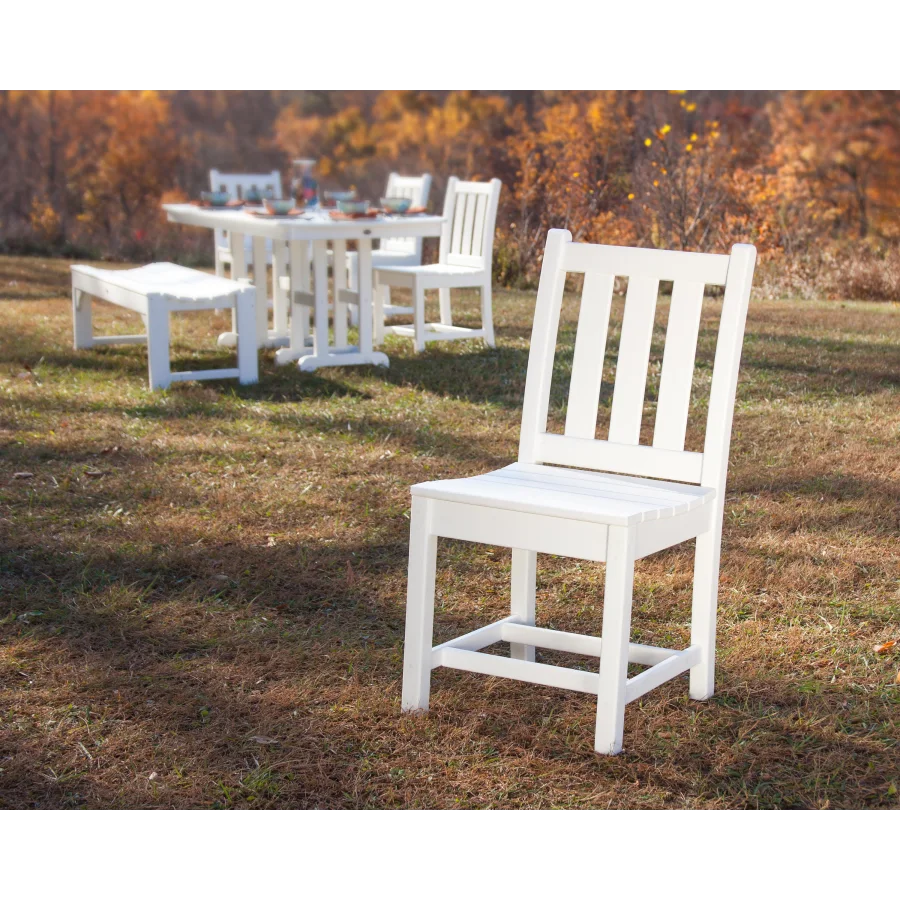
[201,191,231,207]
[381,196,412,213]
[337,199,370,214]
[325,190,357,203]
[263,198,295,215]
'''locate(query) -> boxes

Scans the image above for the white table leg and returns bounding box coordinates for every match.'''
[296,236,389,372]
[312,239,329,358]
[332,239,349,348]
[356,238,388,367]
[275,239,313,366]
[273,240,289,339]
[219,231,248,348]
[252,235,269,347]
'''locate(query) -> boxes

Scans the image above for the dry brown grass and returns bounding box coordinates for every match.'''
[1,255,898,809]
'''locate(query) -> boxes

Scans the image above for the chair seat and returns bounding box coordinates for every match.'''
[411,462,715,527]
[375,262,485,288]
[71,263,244,302]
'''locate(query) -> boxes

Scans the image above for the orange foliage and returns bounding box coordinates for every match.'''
[2,90,899,294]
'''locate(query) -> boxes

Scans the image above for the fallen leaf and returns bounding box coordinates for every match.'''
[148,772,161,782]
[895,670,900,684]
[874,640,896,654]
[266,536,276,547]
[100,446,120,455]
[12,472,34,479]
[85,469,105,478]
[249,736,278,745]
[346,560,356,586]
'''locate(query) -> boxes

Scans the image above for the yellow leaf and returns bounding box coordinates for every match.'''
[644,138,652,147]
[661,124,671,135]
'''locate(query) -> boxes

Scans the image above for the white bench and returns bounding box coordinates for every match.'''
[70,263,259,391]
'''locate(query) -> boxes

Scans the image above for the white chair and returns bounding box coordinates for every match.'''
[401,229,757,755]
[345,172,431,328]
[209,169,283,277]
[71,263,259,391]
[347,172,432,290]
[373,176,501,351]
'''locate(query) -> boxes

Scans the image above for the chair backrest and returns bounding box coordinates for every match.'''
[209,169,283,200]
[208,169,283,249]
[380,172,432,258]
[519,230,756,498]
[438,177,502,271]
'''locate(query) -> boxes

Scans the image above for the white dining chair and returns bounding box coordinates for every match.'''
[400,229,757,755]
[343,173,431,327]
[373,177,501,351]
[208,169,283,277]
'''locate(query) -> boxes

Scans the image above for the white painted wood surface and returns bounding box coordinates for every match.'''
[374,177,502,351]
[401,229,757,754]
[70,262,258,390]
[163,204,444,367]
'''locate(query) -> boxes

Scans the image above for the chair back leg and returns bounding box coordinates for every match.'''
[510,548,537,662]
[438,287,452,326]
[689,524,723,699]
[481,280,495,348]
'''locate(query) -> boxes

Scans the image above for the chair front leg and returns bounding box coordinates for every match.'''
[510,548,536,662]
[595,525,636,755]
[145,297,171,391]
[72,287,93,350]
[401,495,438,712]
[689,523,723,700]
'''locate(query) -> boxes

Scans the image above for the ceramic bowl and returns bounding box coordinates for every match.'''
[201,191,231,207]
[245,187,273,204]
[324,190,357,203]
[380,196,412,214]
[263,198,295,215]
[336,199,370,214]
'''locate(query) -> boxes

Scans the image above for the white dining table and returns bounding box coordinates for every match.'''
[163,204,445,371]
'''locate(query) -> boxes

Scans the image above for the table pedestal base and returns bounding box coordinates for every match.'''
[218,331,289,350]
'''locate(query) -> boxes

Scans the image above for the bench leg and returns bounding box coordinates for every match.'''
[146,298,171,390]
[72,287,93,349]
[235,290,259,385]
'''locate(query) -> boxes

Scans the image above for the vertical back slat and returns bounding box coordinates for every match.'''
[471,193,488,260]
[519,229,573,463]
[450,192,468,255]
[460,190,477,256]
[564,272,615,439]
[608,276,659,445]
[653,280,706,451]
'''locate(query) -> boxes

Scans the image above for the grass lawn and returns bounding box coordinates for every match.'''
[0,254,898,809]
